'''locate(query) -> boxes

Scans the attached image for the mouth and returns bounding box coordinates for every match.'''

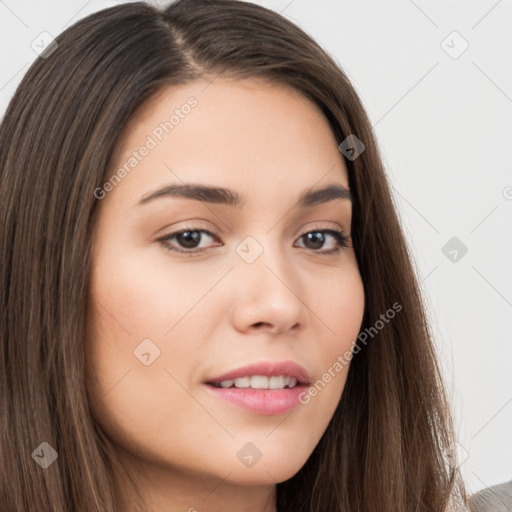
[203,361,311,415]
[204,360,311,387]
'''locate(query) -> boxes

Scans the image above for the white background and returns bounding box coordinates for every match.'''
[1,0,511,496]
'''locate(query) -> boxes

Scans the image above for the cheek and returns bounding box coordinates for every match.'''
[88,243,219,341]
[85,250,213,459]
[311,264,365,345]
[305,267,365,403]
[86,244,225,403]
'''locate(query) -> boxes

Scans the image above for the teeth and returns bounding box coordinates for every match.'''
[234,376,251,388]
[215,375,298,389]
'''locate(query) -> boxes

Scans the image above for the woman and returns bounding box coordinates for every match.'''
[0,0,470,510]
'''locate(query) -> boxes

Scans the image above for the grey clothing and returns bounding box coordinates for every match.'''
[469,480,512,512]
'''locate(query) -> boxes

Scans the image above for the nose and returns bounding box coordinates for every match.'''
[230,237,306,335]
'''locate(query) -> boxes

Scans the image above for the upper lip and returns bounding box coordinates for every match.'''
[205,360,311,385]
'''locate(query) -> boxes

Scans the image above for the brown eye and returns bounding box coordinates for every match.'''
[296,229,350,255]
[174,230,202,249]
[158,229,219,254]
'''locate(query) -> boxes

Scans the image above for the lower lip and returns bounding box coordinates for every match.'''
[204,383,308,415]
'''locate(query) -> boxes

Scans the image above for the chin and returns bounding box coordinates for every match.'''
[218,445,312,485]
[225,463,305,486]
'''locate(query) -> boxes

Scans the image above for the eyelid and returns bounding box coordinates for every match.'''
[297,220,347,235]
[153,219,217,239]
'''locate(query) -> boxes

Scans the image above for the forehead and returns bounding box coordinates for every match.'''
[105,77,350,208]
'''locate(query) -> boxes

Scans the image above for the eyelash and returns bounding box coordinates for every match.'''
[156,226,350,257]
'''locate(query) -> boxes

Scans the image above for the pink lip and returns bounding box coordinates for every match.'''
[203,360,311,416]
[204,384,309,415]
[205,360,311,386]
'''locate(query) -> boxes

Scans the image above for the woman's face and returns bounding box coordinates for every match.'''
[86,77,365,501]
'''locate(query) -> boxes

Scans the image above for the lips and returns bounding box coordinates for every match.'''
[205,360,311,386]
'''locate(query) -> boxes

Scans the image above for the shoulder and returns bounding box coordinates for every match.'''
[468,479,512,512]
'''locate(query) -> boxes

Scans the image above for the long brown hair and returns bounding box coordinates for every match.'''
[0,1,469,510]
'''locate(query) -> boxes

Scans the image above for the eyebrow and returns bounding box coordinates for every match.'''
[138,182,352,209]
